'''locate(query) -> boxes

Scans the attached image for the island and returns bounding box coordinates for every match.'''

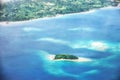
[48,54,92,62]
[54,54,78,60]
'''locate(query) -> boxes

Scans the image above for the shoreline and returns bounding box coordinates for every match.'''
[0,6,118,26]
[48,54,93,62]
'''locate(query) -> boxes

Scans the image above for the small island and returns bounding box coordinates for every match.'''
[54,54,78,60]
[48,54,92,62]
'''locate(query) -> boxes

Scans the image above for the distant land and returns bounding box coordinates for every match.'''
[0,0,119,21]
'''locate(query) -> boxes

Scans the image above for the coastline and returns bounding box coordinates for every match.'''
[0,6,118,26]
[48,54,93,62]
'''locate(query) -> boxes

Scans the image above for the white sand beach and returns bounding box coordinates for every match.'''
[48,54,93,62]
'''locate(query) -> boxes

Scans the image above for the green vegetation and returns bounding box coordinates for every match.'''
[116,0,120,2]
[54,54,78,60]
[0,0,115,21]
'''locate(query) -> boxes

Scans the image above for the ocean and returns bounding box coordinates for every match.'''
[0,7,120,80]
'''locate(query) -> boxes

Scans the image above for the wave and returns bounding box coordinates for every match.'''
[36,37,120,52]
[37,37,69,44]
[23,27,43,32]
[68,27,96,32]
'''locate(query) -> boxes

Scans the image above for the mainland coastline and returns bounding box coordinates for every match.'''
[0,6,118,26]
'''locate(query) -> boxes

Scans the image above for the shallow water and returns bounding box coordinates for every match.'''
[0,7,120,80]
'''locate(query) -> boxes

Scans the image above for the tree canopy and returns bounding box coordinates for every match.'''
[54,54,78,60]
[0,0,116,21]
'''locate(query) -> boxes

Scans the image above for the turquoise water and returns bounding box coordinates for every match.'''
[0,7,120,80]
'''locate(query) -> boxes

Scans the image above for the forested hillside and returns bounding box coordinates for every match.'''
[0,0,118,21]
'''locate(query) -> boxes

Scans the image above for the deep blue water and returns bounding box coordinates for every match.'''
[0,7,120,80]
